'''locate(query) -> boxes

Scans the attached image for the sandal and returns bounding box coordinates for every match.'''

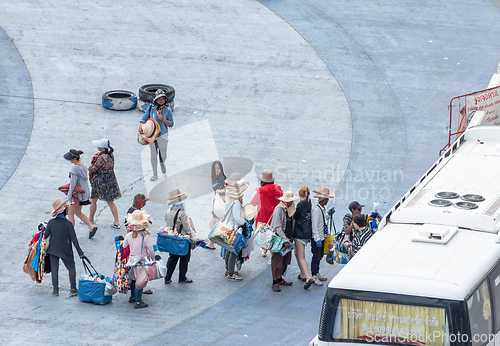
[143,290,153,294]
[272,284,281,292]
[279,279,293,286]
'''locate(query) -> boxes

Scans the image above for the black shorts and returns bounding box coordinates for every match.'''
[80,200,90,206]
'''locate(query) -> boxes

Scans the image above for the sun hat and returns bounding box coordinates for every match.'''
[51,198,70,216]
[260,169,275,183]
[153,89,167,102]
[63,150,79,161]
[225,172,242,186]
[142,118,161,142]
[167,188,188,205]
[349,201,364,211]
[92,139,109,149]
[278,191,299,202]
[241,203,257,221]
[313,186,335,199]
[226,181,249,199]
[126,210,152,231]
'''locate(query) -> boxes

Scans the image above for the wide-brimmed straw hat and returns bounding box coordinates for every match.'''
[153,89,167,102]
[142,118,161,143]
[260,169,275,183]
[51,198,70,216]
[126,210,152,231]
[313,186,335,199]
[167,188,188,205]
[241,203,257,221]
[278,191,298,202]
[92,139,109,149]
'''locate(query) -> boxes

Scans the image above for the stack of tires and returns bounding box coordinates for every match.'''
[101,84,175,112]
[137,84,175,113]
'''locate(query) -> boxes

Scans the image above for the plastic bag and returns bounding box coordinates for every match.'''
[104,282,117,296]
[125,255,143,267]
[270,235,284,253]
[134,265,149,290]
[157,259,167,277]
[253,223,274,250]
[213,193,225,219]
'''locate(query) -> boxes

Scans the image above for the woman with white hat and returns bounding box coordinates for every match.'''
[45,198,87,296]
[123,210,155,309]
[270,191,298,292]
[311,186,335,286]
[139,90,174,181]
[88,139,122,229]
[224,173,249,281]
[164,188,199,284]
[63,149,98,238]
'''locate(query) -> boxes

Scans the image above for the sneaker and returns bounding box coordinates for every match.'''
[129,297,136,303]
[164,279,172,284]
[150,176,158,181]
[297,274,306,282]
[227,274,243,281]
[89,226,98,239]
[161,163,166,174]
[134,302,148,309]
[110,223,120,229]
[315,273,327,281]
[70,288,78,296]
[143,290,153,294]
[304,278,314,289]
[52,289,59,296]
[272,284,281,292]
[179,278,193,283]
[313,275,323,286]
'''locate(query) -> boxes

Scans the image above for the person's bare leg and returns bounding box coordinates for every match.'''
[68,205,76,226]
[74,206,93,231]
[89,198,98,224]
[207,216,219,249]
[294,239,312,281]
[107,200,120,226]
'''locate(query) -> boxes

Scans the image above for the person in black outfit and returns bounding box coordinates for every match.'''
[45,198,87,296]
[293,186,315,289]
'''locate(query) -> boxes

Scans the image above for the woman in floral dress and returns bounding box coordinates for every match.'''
[88,139,122,229]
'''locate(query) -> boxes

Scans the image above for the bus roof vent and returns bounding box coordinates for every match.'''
[454,202,479,210]
[484,196,500,217]
[461,194,485,202]
[435,191,459,199]
[428,199,452,207]
[412,224,459,245]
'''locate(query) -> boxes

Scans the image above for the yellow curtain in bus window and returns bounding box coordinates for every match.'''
[341,299,446,346]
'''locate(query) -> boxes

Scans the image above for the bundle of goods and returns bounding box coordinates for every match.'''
[111,235,130,294]
[78,257,116,304]
[325,234,353,265]
[208,221,248,255]
[23,222,48,283]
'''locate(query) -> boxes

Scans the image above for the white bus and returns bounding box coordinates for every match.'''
[312,112,500,346]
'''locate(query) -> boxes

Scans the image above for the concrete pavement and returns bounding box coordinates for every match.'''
[1,0,500,345]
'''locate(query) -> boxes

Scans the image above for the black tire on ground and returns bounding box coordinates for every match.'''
[138,84,175,103]
[102,90,137,111]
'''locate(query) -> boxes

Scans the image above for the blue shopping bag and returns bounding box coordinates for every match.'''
[156,232,190,256]
[78,258,112,305]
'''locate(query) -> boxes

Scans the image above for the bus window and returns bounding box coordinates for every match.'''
[488,264,500,333]
[331,298,450,346]
[467,279,493,346]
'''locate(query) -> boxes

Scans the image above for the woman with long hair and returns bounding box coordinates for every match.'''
[293,186,315,289]
[88,139,122,229]
[206,160,226,250]
[63,149,98,238]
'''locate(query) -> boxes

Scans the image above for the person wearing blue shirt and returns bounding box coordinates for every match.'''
[139,90,174,181]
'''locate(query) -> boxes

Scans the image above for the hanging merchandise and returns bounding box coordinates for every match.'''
[111,235,130,294]
[23,222,48,283]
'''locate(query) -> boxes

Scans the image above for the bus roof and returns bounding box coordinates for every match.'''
[330,125,500,300]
